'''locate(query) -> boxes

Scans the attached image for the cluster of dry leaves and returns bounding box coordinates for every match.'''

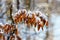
[13,9,48,31]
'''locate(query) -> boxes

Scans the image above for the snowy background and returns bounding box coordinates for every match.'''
[0,0,60,40]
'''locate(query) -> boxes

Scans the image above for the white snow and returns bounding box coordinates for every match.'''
[50,13,60,40]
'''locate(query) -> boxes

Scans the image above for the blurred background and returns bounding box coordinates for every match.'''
[0,0,60,40]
